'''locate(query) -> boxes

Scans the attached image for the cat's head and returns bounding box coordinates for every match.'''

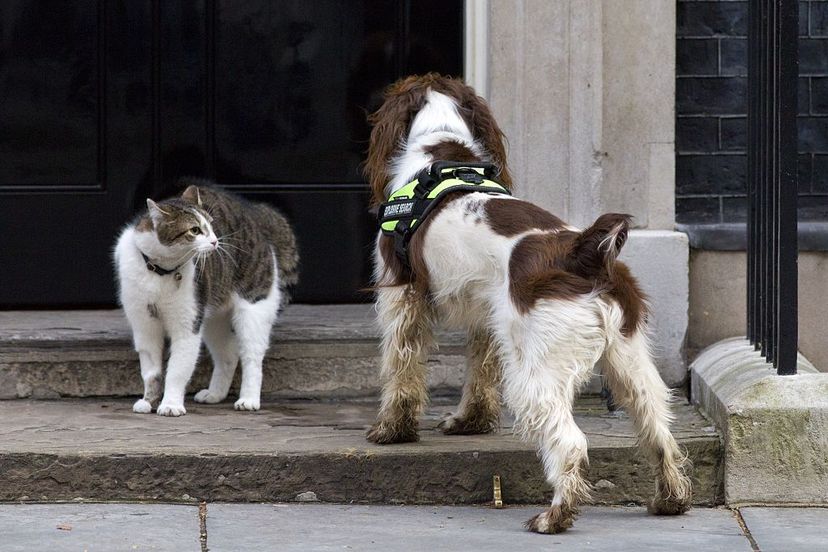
[138,185,218,260]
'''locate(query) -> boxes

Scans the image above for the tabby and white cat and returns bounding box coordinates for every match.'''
[114,183,299,416]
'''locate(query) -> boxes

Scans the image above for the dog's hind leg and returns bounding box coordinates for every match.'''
[506,355,592,534]
[367,285,435,444]
[440,328,501,435]
[603,319,692,515]
[498,301,600,534]
[521,397,591,534]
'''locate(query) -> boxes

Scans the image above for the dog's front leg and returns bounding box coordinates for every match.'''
[367,285,435,444]
[440,328,501,435]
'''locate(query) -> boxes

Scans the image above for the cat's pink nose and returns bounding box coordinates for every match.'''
[211,240,218,247]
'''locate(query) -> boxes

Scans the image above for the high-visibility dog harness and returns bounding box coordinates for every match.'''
[378,161,511,266]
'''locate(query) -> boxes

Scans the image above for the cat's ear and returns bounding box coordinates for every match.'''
[182,185,203,207]
[146,199,170,225]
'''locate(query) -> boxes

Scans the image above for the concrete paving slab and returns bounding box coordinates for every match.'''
[0,504,200,552]
[0,397,722,505]
[740,507,828,552]
[206,504,751,552]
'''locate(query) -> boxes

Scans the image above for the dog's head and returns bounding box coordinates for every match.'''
[364,73,513,206]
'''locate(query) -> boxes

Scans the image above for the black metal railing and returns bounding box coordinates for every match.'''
[746,0,798,375]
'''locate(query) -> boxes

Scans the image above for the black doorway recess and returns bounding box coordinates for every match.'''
[0,0,463,307]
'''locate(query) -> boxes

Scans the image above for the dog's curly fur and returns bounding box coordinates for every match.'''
[364,73,692,533]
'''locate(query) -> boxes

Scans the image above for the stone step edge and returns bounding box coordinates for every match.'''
[0,438,721,506]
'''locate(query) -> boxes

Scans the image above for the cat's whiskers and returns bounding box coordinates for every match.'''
[215,245,239,268]
[171,247,198,266]
[217,236,246,248]
[217,243,248,255]
[195,250,208,282]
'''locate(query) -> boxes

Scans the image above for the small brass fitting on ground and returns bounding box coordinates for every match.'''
[492,475,503,508]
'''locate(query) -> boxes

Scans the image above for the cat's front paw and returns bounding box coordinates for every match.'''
[133,398,153,414]
[194,389,225,404]
[157,403,187,417]
[234,397,260,411]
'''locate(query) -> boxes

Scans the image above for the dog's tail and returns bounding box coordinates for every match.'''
[566,213,632,280]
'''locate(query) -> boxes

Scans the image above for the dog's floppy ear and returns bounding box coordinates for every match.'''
[448,80,513,191]
[365,79,428,207]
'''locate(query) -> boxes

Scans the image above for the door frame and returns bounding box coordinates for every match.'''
[464,0,489,98]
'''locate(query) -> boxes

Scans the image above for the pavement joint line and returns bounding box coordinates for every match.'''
[733,508,761,552]
[199,501,208,552]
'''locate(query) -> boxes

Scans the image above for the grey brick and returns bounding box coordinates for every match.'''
[677,1,747,37]
[721,117,747,151]
[799,116,828,151]
[799,39,828,75]
[677,39,719,75]
[720,38,747,76]
[675,197,721,224]
[798,194,828,220]
[811,1,828,36]
[676,154,747,195]
[677,77,747,115]
[799,153,813,193]
[677,117,719,152]
[801,77,812,115]
[810,77,828,112]
[802,1,811,37]
[722,196,748,223]
[811,154,828,191]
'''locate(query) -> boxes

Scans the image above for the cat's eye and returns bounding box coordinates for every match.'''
[190,227,201,235]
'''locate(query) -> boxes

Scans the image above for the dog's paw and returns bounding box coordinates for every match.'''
[649,470,692,515]
[366,421,419,444]
[648,495,691,516]
[194,389,224,404]
[234,397,260,411]
[132,399,153,414]
[438,412,498,435]
[157,403,187,417]
[524,505,578,534]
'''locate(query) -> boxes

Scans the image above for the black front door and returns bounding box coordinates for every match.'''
[0,0,463,307]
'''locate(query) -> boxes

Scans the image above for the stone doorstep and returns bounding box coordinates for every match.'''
[0,305,469,399]
[0,397,723,506]
[0,305,606,399]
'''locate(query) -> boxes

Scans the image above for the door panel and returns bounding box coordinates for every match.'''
[0,1,152,306]
[0,0,463,307]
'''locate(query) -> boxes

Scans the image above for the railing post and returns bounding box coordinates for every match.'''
[747,0,798,375]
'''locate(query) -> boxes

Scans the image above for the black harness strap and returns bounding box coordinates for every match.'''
[378,161,511,267]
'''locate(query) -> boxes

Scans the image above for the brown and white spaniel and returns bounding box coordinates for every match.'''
[364,74,691,534]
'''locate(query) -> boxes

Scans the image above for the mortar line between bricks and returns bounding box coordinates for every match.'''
[733,508,761,552]
[199,501,208,552]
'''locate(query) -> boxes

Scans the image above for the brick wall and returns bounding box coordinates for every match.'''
[677,0,828,223]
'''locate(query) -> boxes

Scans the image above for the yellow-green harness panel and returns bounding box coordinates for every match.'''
[378,162,511,266]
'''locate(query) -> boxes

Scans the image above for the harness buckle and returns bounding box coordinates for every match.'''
[412,172,435,199]
[452,168,485,184]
